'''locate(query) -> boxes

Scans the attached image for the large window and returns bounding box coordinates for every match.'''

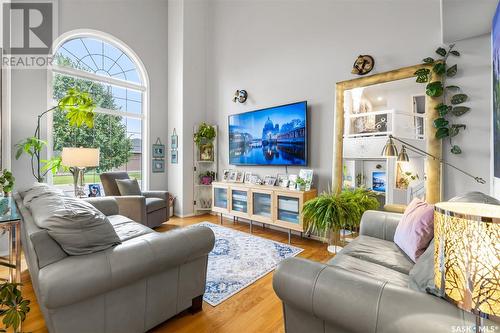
[50,32,147,191]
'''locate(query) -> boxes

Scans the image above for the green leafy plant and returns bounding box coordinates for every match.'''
[15,88,96,182]
[302,188,379,239]
[415,45,469,154]
[397,171,419,189]
[193,123,216,146]
[0,283,30,333]
[0,170,15,196]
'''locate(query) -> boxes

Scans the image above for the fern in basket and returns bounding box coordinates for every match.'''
[302,188,379,239]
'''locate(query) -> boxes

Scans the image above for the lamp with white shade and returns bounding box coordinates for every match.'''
[61,147,100,197]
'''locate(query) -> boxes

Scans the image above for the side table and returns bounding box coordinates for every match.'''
[0,197,21,283]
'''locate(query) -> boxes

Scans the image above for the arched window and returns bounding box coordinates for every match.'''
[49,31,148,191]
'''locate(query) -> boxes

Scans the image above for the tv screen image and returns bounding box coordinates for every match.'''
[228,101,307,166]
[372,171,386,192]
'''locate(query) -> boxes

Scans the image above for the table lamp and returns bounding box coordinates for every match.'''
[61,147,100,197]
[434,202,499,332]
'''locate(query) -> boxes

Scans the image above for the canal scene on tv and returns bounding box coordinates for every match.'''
[229,102,307,165]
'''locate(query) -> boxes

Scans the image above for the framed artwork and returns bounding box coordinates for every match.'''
[244,172,253,183]
[264,175,277,186]
[235,171,245,183]
[250,175,260,184]
[228,170,238,182]
[222,169,232,182]
[88,184,102,197]
[372,171,386,192]
[288,174,298,190]
[277,174,289,188]
[171,129,178,149]
[171,150,178,164]
[199,144,213,161]
[153,159,165,172]
[152,144,165,158]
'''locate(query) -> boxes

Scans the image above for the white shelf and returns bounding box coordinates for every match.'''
[195,184,212,187]
[193,124,218,215]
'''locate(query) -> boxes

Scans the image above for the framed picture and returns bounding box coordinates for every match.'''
[199,144,213,161]
[153,159,165,172]
[372,171,386,192]
[250,175,260,184]
[228,170,238,182]
[88,184,101,197]
[170,150,178,164]
[171,129,178,149]
[222,169,232,182]
[288,174,298,190]
[244,172,253,184]
[152,144,165,158]
[264,175,277,186]
[235,170,245,183]
[277,174,289,188]
[299,169,314,190]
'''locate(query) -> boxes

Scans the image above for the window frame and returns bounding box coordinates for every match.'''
[47,29,150,189]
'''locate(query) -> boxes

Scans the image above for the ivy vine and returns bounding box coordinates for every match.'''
[415,44,469,154]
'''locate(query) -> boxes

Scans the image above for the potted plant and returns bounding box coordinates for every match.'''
[194,123,216,161]
[199,171,216,185]
[0,170,15,197]
[397,171,419,189]
[0,282,30,333]
[302,188,379,253]
[295,177,306,191]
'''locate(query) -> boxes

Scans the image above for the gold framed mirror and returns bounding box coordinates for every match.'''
[332,64,442,206]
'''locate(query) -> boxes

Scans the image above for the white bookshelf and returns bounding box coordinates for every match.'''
[193,125,218,214]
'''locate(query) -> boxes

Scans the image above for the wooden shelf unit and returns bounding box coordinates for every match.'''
[211,182,317,243]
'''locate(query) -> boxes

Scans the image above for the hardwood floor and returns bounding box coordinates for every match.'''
[19,214,334,333]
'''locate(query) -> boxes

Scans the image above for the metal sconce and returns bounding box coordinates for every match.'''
[233,90,248,103]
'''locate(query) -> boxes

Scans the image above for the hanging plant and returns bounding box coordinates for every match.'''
[193,123,216,146]
[414,44,468,154]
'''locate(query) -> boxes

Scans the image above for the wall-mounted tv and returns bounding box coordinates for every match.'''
[228,101,307,166]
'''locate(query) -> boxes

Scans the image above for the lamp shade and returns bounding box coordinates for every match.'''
[61,147,100,167]
[397,145,410,162]
[381,137,398,157]
[434,202,500,319]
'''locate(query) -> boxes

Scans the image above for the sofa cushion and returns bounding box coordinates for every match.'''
[394,198,434,262]
[21,183,64,207]
[409,239,440,295]
[340,235,414,274]
[146,197,166,213]
[28,194,121,255]
[107,215,153,242]
[116,179,141,196]
[329,254,409,287]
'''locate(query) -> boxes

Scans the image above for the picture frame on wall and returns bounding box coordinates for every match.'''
[170,150,178,164]
[153,159,165,173]
[171,128,178,149]
[152,144,165,158]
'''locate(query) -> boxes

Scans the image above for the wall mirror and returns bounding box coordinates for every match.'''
[332,64,442,207]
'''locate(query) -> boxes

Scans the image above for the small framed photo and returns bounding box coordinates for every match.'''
[222,169,232,182]
[244,172,253,184]
[299,169,314,183]
[250,175,260,184]
[235,170,245,183]
[228,170,238,182]
[264,175,277,186]
[88,184,102,197]
[152,144,165,158]
[170,150,178,164]
[288,174,298,190]
[171,129,178,149]
[276,174,289,188]
[153,159,165,172]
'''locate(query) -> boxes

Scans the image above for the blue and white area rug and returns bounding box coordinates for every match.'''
[192,222,303,306]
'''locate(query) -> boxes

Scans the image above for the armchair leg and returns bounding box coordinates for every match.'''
[190,295,203,314]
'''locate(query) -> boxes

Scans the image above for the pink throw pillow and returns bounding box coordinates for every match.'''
[394,198,434,262]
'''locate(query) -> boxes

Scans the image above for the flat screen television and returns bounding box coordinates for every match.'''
[228,101,307,166]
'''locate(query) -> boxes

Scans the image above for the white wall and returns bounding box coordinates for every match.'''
[205,0,442,195]
[11,0,169,190]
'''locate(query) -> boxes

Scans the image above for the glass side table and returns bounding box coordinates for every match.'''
[0,197,21,283]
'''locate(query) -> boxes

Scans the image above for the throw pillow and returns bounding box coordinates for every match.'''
[21,183,64,207]
[29,194,121,255]
[116,179,141,196]
[408,239,440,296]
[394,198,434,262]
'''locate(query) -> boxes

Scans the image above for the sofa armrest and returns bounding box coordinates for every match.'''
[84,197,119,216]
[273,257,482,333]
[359,210,402,241]
[38,226,215,309]
[143,190,169,202]
[114,196,147,224]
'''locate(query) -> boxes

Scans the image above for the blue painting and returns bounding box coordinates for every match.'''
[228,101,307,165]
[372,171,386,192]
[494,3,500,177]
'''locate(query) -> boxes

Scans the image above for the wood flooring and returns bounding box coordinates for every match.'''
[17,214,334,333]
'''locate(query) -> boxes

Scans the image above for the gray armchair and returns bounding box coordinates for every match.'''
[100,172,169,228]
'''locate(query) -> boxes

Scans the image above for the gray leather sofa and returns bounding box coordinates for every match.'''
[100,171,169,228]
[15,192,214,333]
[273,210,498,333]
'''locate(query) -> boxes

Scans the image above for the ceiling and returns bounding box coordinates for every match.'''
[441,0,499,43]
